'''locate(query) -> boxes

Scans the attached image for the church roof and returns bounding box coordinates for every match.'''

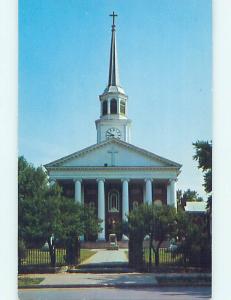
[44,138,182,169]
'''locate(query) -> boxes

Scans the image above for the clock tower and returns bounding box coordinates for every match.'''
[95,12,132,143]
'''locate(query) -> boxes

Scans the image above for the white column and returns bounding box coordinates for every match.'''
[167,183,171,205]
[107,99,111,114]
[97,178,105,240]
[145,178,153,204]
[117,98,120,114]
[169,179,177,209]
[122,179,129,221]
[74,179,82,203]
[74,179,84,240]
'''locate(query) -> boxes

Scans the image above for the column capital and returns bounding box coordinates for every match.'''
[169,178,177,184]
[73,178,82,183]
[144,178,153,183]
[121,178,130,183]
[96,178,105,183]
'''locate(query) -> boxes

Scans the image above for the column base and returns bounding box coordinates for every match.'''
[97,233,106,241]
[122,234,129,241]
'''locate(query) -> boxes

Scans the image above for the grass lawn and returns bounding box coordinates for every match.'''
[18,277,44,287]
[80,249,97,263]
[144,248,182,265]
[21,249,66,265]
[122,248,181,264]
[124,250,128,258]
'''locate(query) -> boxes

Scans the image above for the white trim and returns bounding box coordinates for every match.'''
[44,138,182,169]
[47,166,179,171]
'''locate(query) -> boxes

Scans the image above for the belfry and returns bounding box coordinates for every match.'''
[45,12,181,241]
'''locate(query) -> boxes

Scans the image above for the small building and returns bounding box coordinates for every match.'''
[185,201,207,214]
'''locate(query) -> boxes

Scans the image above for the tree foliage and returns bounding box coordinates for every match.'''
[128,205,147,269]
[175,209,211,267]
[18,156,48,199]
[193,141,212,171]
[193,141,212,194]
[18,156,102,266]
[128,204,211,269]
[144,204,176,267]
[82,205,102,241]
[128,204,176,268]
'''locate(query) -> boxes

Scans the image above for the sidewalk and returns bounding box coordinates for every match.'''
[19,272,211,289]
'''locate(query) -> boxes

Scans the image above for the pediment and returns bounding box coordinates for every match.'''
[45,139,181,169]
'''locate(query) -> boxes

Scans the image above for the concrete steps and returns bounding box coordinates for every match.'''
[81,240,129,249]
[68,262,135,273]
[68,267,135,273]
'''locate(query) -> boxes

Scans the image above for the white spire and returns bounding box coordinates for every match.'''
[104,12,125,95]
[108,12,120,87]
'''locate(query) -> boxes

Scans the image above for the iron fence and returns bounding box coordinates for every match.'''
[143,247,183,267]
[19,248,67,267]
[143,247,211,269]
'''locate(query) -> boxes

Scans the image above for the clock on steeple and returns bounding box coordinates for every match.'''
[106,128,122,140]
[95,12,132,143]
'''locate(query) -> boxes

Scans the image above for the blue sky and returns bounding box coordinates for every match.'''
[19,0,212,199]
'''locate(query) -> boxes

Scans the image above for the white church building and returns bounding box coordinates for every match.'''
[45,13,181,241]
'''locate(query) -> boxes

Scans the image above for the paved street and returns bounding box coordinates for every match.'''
[19,287,211,300]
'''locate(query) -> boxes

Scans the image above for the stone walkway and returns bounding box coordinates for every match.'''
[82,249,128,264]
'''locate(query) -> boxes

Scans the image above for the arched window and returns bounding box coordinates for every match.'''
[120,100,126,115]
[108,190,119,212]
[102,100,107,115]
[110,99,117,114]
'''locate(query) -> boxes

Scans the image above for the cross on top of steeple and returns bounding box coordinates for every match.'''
[102,11,126,94]
[109,11,118,29]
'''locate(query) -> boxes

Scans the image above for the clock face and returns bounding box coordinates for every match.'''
[106,128,121,139]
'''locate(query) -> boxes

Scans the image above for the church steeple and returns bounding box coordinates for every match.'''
[108,11,120,87]
[95,12,132,144]
[104,12,125,95]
